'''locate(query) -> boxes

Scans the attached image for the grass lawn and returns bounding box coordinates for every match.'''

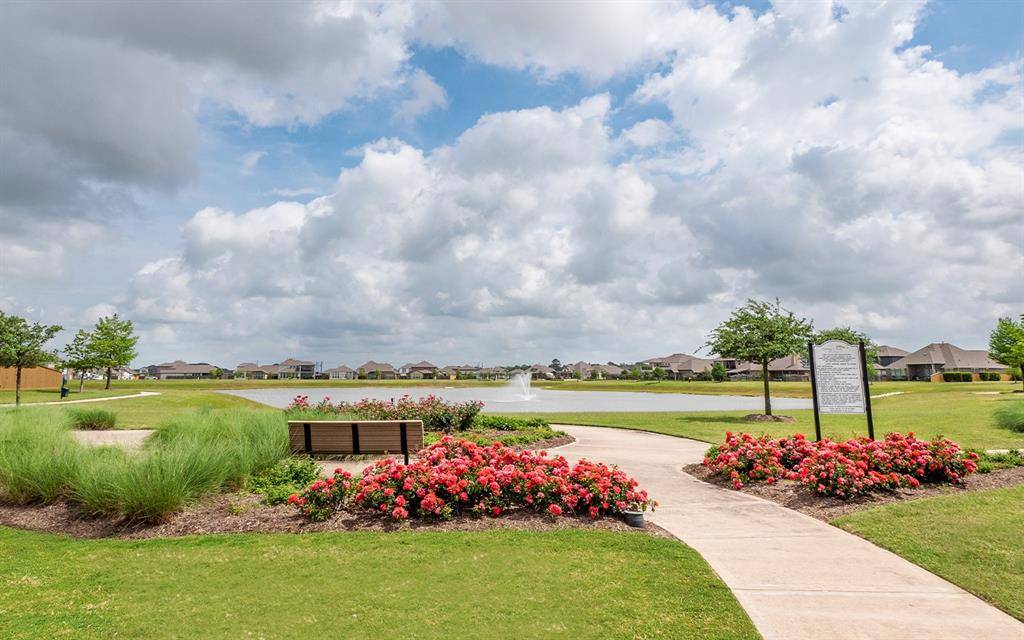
[0,527,759,640]
[537,379,1015,398]
[0,388,137,405]
[834,485,1024,621]
[526,390,1024,450]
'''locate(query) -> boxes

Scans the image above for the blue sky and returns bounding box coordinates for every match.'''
[1,1,1021,366]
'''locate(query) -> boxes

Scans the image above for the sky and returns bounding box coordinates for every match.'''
[1,0,1021,368]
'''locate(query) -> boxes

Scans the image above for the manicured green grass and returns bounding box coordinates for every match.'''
[0,527,759,640]
[540,379,1015,398]
[527,391,1024,450]
[834,485,1024,621]
[80,389,273,429]
[0,387,136,405]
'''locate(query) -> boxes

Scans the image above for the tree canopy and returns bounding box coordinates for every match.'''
[90,314,139,389]
[989,315,1024,392]
[63,329,98,392]
[0,311,63,405]
[706,299,812,415]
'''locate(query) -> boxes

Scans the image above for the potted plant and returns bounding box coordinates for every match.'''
[623,500,651,529]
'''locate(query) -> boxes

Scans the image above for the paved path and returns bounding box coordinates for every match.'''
[552,424,1024,640]
[0,391,160,408]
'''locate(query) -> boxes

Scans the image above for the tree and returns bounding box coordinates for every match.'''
[89,314,139,390]
[990,315,1024,393]
[63,329,98,392]
[629,365,643,381]
[0,312,63,406]
[811,326,877,377]
[706,299,813,415]
[653,366,666,381]
[549,358,563,374]
[711,361,727,382]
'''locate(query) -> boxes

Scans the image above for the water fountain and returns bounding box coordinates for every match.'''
[508,371,536,401]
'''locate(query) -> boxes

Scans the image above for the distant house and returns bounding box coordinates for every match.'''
[325,365,355,380]
[146,360,222,380]
[641,353,715,379]
[440,365,481,379]
[727,355,810,382]
[358,361,396,380]
[875,345,909,368]
[477,367,509,380]
[399,361,438,379]
[568,361,624,379]
[882,343,1005,381]
[528,364,555,380]
[234,362,280,380]
[278,358,316,380]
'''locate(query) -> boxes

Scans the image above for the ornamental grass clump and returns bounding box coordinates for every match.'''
[0,410,82,504]
[704,431,978,499]
[994,401,1024,433]
[290,437,655,523]
[68,408,117,430]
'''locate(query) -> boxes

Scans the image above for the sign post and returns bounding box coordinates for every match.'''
[808,339,875,440]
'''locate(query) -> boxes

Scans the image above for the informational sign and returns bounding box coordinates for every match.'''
[812,340,866,414]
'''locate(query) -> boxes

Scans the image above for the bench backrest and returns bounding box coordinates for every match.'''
[287,420,425,460]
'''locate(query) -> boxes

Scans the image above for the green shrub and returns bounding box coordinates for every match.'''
[942,372,972,382]
[0,410,82,504]
[974,449,1024,473]
[994,402,1024,433]
[473,415,550,431]
[245,456,321,505]
[68,408,117,430]
[977,372,1001,382]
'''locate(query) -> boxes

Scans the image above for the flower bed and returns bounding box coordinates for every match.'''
[703,431,978,498]
[288,394,482,433]
[290,437,655,523]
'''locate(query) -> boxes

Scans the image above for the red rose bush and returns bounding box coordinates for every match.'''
[704,431,978,498]
[290,437,655,522]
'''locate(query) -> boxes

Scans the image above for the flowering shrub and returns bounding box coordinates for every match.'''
[288,468,354,522]
[287,395,483,433]
[290,437,655,522]
[703,431,978,498]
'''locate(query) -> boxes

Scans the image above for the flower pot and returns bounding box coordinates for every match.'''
[623,510,645,528]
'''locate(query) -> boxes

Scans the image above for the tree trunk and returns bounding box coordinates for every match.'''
[762,361,772,415]
[79,371,86,393]
[15,366,22,407]
[105,367,112,390]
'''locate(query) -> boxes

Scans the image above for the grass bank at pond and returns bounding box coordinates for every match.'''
[834,485,1024,621]
[0,527,759,640]
[526,390,1024,450]
[0,387,137,405]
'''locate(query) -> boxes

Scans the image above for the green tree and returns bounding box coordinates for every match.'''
[711,361,727,382]
[63,329,98,392]
[89,314,139,390]
[706,299,813,415]
[629,365,643,381]
[653,366,666,382]
[989,315,1024,392]
[811,326,878,378]
[0,312,63,406]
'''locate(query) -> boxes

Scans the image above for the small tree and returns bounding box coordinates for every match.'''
[990,315,1024,393]
[653,366,666,382]
[89,314,139,390]
[706,299,813,415]
[711,361,727,382]
[588,368,599,380]
[629,365,643,381]
[811,326,877,377]
[0,312,63,406]
[63,329,98,392]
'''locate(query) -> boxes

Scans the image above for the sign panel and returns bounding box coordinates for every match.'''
[812,340,866,414]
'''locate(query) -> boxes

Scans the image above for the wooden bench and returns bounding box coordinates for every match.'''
[287,420,425,464]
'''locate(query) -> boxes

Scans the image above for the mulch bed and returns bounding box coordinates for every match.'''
[516,433,575,450]
[0,492,667,540]
[683,463,1024,521]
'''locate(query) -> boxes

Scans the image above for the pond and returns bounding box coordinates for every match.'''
[221,386,812,413]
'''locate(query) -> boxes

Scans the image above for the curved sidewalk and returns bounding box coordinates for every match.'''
[553,424,1024,640]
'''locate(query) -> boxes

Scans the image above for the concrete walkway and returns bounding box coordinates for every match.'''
[73,429,153,450]
[0,391,160,408]
[552,424,1024,640]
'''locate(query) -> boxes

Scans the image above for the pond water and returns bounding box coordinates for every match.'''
[221,386,812,413]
